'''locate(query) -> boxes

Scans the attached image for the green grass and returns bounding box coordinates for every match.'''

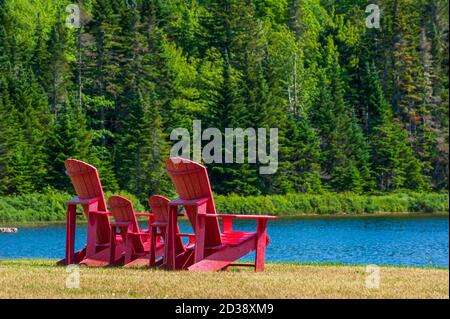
[0,190,448,224]
[0,259,447,299]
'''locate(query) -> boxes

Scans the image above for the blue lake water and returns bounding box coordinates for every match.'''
[0,216,448,267]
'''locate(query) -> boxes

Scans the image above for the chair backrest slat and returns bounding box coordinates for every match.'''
[149,195,186,254]
[64,159,109,244]
[65,159,107,211]
[166,157,222,247]
[108,196,140,232]
[149,195,170,223]
[108,195,144,253]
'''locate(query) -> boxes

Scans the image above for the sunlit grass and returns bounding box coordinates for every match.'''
[0,259,447,299]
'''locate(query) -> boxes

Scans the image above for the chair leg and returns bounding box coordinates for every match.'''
[194,205,207,263]
[86,212,98,258]
[194,217,205,263]
[65,204,77,265]
[255,219,268,272]
[109,226,116,266]
[149,226,157,267]
[124,240,133,265]
[164,206,177,270]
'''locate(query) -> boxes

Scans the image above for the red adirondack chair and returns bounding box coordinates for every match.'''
[108,195,165,267]
[163,157,276,272]
[59,159,123,266]
[148,195,192,267]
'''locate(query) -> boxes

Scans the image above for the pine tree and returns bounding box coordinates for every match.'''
[0,0,14,73]
[112,1,173,199]
[47,103,92,191]
[80,0,123,191]
[0,74,16,194]
[198,0,261,195]
[30,18,48,85]
[44,12,73,114]
[312,37,372,192]
[3,67,52,193]
[0,0,447,197]
[365,62,428,191]
[273,114,322,193]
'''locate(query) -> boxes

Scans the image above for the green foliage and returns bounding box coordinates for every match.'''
[0,0,448,201]
[312,37,372,192]
[0,189,145,223]
[0,190,70,223]
[47,104,92,191]
[0,191,446,223]
[213,192,449,216]
[0,67,52,194]
[273,114,322,193]
[365,63,429,191]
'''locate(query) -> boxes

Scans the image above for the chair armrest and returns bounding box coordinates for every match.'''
[89,211,112,216]
[128,232,150,236]
[178,233,195,238]
[150,221,168,227]
[135,212,153,217]
[110,221,133,238]
[110,221,132,227]
[67,196,101,205]
[204,214,277,220]
[178,233,196,245]
[169,197,209,207]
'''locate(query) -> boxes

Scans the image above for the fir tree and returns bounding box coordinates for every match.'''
[0,0,447,197]
[365,62,428,191]
[312,37,372,192]
[47,103,92,191]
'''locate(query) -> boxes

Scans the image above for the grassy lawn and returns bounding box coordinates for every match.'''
[0,259,448,299]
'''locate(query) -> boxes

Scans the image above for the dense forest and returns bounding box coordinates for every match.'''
[0,0,448,202]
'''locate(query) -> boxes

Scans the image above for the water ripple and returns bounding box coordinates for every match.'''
[0,216,448,267]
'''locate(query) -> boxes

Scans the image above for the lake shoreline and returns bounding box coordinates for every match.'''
[0,259,447,298]
[2,217,448,267]
[1,191,448,224]
[1,211,448,228]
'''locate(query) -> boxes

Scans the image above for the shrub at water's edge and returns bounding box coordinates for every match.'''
[0,190,145,223]
[0,191,448,223]
[213,192,449,216]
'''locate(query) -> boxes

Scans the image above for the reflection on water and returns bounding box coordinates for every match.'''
[0,216,448,267]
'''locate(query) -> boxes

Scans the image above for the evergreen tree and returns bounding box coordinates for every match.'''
[47,103,92,190]
[365,63,428,191]
[0,0,11,72]
[3,67,52,193]
[312,37,372,192]
[0,74,16,194]
[113,1,173,199]
[44,11,73,113]
[273,114,322,193]
[0,0,448,197]
[30,18,48,85]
